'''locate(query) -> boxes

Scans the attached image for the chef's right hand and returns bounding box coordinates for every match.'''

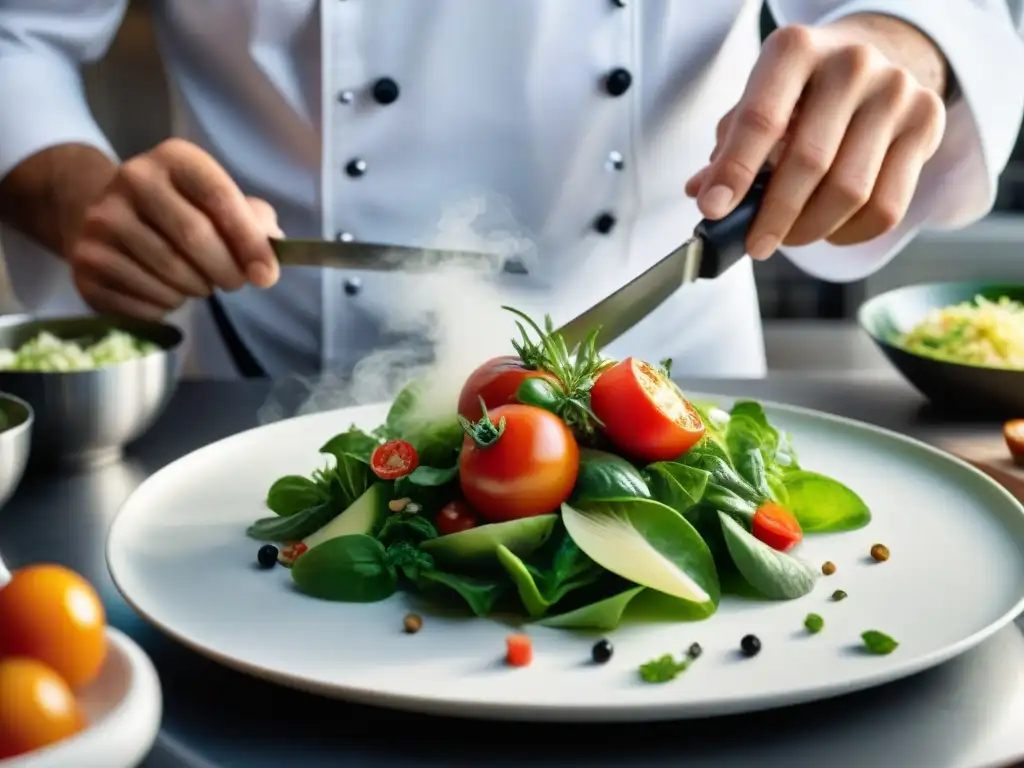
[66,138,282,320]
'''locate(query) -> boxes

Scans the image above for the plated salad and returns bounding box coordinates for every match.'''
[246,308,872,631]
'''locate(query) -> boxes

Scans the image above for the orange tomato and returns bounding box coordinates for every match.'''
[0,657,86,759]
[0,565,107,689]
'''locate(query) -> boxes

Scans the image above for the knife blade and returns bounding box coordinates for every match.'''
[270,238,505,273]
[553,170,771,351]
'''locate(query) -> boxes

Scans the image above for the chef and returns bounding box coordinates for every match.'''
[0,1,1021,380]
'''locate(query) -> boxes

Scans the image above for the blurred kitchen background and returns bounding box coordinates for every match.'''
[2,2,1023,374]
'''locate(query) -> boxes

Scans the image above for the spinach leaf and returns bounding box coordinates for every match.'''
[416,570,508,617]
[537,585,646,630]
[677,450,761,504]
[384,381,464,467]
[320,427,379,464]
[561,499,720,608]
[265,475,328,517]
[718,513,816,599]
[733,447,772,500]
[644,462,710,514]
[246,499,341,542]
[702,483,757,526]
[406,464,458,486]
[495,545,549,618]
[377,513,438,547]
[572,448,651,502]
[291,534,398,602]
[779,470,871,532]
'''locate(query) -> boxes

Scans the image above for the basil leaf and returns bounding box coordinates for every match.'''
[644,462,710,514]
[561,499,720,608]
[779,470,871,532]
[291,535,398,602]
[718,512,816,599]
[416,570,508,616]
[572,448,651,502]
[265,475,328,517]
[384,381,463,467]
[377,513,438,547]
[320,427,379,465]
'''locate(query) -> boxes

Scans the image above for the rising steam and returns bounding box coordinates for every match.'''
[257,195,537,425]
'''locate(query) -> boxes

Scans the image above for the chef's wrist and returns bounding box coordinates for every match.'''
[0,143,118,258]
[824,13,949,98]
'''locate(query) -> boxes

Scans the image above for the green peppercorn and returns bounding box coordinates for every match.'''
[831,589,848,601]
[804,613,824,634]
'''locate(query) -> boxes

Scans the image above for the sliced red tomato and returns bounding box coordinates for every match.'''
[458,356,562,421]
[589,357,705,462]
[370,440,419,480]
[1005,419,1024,464]
[435,500,479,536]
[459,404,579,523]
[752,502,803,552]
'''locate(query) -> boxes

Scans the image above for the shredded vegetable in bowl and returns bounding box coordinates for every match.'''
[897,295,1024,370]
[0,330,159,372]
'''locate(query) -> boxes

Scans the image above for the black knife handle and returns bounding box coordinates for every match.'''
[694,169,771,279]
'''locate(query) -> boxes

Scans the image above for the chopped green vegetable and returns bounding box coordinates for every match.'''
[0,329,159,371]
[639,652,693,683]
[861,630,899,655]
[831,589,848,601]
[804,613,824,634]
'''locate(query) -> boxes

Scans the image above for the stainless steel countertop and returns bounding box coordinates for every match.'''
[1,371,1023,768]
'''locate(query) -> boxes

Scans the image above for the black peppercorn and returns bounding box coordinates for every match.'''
[257,544,278,568]
[591,639,614,664]
[740,634,761,657]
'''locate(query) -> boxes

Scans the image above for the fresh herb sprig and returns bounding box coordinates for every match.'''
[502,306,607,438]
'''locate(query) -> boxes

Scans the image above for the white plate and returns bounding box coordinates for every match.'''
[1,628,162,768]
[106,396,1024,722]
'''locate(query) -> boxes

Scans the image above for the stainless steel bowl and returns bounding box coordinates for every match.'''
[0,392,33,508]
[0,315,183,468]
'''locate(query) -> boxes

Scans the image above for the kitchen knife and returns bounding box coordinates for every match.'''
[553,170,771,351]
[269,238,506,273]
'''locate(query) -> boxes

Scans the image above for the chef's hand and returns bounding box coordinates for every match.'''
[67,138,282,320]
[685,17,947,258]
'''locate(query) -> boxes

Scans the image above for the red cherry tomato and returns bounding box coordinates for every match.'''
[589,357,706,462]
[458,356,562,421]
[435,500,479,536]
[751,502,803,552]
[370,440,419,480]
[459,404,579,523]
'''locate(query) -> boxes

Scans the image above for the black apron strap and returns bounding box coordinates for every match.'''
[207,294,267,379]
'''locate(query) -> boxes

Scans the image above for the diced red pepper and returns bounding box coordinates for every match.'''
[752,502,803,552]
[505,634,533,667]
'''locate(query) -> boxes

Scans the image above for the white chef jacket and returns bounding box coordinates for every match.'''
[0,0,1022,380]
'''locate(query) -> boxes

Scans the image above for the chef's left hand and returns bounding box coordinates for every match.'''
[685,20,947,258]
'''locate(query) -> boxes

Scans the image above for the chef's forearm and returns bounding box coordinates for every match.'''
[826,13,948,96]
[0,144,118,258]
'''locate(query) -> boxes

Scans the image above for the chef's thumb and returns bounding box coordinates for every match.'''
[245,196,283,288]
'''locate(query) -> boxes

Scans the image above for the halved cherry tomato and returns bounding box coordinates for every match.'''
[752,502,803,552]
[0,657,86,759]
[370,440,419,480]
[458,356,562,421]
[1005,419,1024,465]
[589,357,705,462]
[435,500,479,536]
[459,404,579,523]
[0,565,107,689]
[505,634,533,667]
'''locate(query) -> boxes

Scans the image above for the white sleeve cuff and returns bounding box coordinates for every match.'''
[0,51,117,182]
[765,0,1024,283]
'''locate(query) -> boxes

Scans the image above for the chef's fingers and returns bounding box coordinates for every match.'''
[825,134,925,246]
[70,245,184,319]
[152,139,277,288]
[120,152,246,291]
[245,196,283,286]
[685,167,711,197]
[696,26,816,220]
[744,48,872,259]
[783,72,928,247]
[79,194,212,298]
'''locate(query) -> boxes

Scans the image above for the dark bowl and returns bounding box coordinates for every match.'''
[858,281,1024,416]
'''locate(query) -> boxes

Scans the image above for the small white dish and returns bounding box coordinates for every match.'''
[1,628,162,768]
